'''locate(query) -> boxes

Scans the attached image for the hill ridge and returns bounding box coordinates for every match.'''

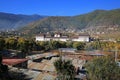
[19,8,120,35]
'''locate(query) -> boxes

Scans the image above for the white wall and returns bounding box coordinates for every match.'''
[78,36,89,42]
[59,38,68,42]
[72,36,89,42]
[45,38,51,41]
[36,36,44,41]
[36,36,89,42]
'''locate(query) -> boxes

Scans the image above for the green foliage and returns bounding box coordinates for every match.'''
[73,42,85,50]
[0,54,2,64]
[85,41,101,50]
[5,36,118,52]
[66,42,73,48]
[0,36,120,52]
[0,38,5,50]
[5,37,17,49]
[1,36,120,56]
[86,41,120,51]
[37,41,67,51]
[85,56,120,80]
[54,58,75,80]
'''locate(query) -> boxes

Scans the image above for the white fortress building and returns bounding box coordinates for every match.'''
[35,33,90,42]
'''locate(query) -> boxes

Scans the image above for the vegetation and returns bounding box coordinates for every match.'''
[73,42,85,50]
[0,38,5,50]
[86,41,120,50]
[0,36,87,52]
[86,41,120,58]
[0,36,120,49]
[54,58,75,80]
[85,56,120,80]
[0,54,11,80]
[0,36,120,58]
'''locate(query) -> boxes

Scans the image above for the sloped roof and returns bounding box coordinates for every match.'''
[36,33,45,36]
[71,36,79,39]
[79,33,89,36]
[2,58,28,66]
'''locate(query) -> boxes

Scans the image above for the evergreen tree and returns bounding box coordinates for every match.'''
[85,56,120,80]
[54,58,75,80]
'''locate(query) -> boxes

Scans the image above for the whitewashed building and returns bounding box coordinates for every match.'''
[71,34,90,42]
[35,33,90,42]
[36,34,45,41]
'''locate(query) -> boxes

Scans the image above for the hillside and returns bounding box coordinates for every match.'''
[20,16,81,34]
[0,12,46,30]
[19,9,120,37]
[76,9,120,28]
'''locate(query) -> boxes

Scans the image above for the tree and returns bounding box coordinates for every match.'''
[37,41,49,51]
[0,38,5,51]
[73,42,85,50]
[54,58,75,80]
[0,54,2,64]
[59,41,67,48]
[50,41,61,49]
[17,38,30,57]
[0,54,11,80]
[28,39,37,51]
[5,37,17,49]
[85,56,120,80]
[66,42,73,48]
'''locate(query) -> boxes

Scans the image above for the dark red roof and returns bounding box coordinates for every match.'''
[2,58,28,66]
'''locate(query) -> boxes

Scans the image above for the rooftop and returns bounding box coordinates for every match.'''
[2,58,28,66]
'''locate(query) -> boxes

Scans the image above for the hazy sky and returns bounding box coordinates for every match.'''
[0,0,120,16]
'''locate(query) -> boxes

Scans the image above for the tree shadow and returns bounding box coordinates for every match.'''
[9,71,32,80]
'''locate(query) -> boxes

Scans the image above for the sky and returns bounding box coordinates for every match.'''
[0,0,120,16]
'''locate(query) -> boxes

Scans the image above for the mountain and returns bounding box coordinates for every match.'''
[19,16,79,34]
[0,12,46,30]
[20,9,120,36]
[75,9,120,28]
